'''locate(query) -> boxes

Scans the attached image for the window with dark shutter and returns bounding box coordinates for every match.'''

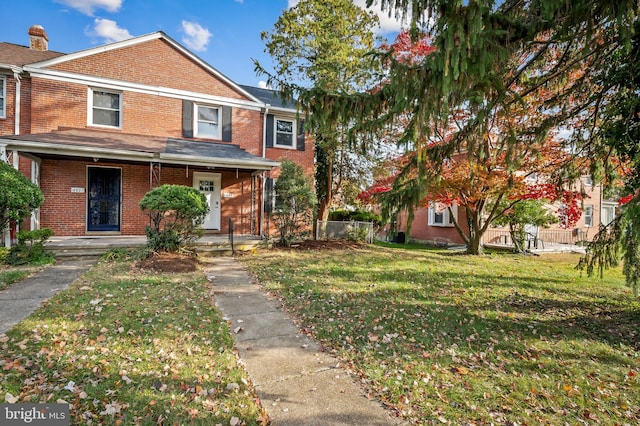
[296,118,305,151]
[222,105,232,142]
[265,114,274,148]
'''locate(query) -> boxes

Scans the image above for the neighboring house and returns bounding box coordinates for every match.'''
[0,25,313,243]
[397,176,618,248]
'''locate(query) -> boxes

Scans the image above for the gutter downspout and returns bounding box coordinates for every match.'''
[4,71,21,246]
[13,71,21,136]
[261,103,270,237]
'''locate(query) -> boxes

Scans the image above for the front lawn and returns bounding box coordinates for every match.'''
[0,258,265,425]
[240,245,640,425]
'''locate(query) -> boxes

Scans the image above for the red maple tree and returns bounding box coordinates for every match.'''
[360,30,590,254]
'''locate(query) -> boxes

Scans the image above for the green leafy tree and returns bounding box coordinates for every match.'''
[139,185,209,252]
[256,0,383,224]
[272,159,317,247]
[493,200,558,254]
[0,161,44,232]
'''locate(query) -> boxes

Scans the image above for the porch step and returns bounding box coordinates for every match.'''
[45,236,270,259]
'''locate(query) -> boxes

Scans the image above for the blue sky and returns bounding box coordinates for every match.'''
[0,0,402,87]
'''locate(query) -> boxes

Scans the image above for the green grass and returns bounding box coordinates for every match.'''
[0,266,41,291]
[0,258,265,425]
[240,245,640,425]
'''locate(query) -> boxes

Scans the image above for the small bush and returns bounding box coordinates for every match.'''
[346,225,370,242]
[0,161,44,231]
[272,159,317,247]
[7,228,55,265]
[329,209,382,233]
[139,185,209,252]
[0,247,9,264]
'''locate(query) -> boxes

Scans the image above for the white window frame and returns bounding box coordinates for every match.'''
[88,87,122,129]
[601,204,616,226]
[0,76,6,119]
[584,204,594,227]
[194,104,221,139]
[274,117,296,149]
[428,203,457,227]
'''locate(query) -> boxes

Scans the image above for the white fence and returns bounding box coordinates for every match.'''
[316,220,375,243]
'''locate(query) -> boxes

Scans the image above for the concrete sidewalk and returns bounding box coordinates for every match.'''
[0,259,95,334]
[203,257,405,426]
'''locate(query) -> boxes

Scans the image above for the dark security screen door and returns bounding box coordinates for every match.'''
[87,167,121,231]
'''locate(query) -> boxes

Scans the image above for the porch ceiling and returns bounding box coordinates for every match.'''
[0,128,279,171]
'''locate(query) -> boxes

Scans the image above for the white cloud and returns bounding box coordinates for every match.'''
[87,18,132,43]
[353,0,405,34]
[181,21,212,52]
[55,0,122,16]
[258,80,272,89]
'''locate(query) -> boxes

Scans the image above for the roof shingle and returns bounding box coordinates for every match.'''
[0,42,64,67]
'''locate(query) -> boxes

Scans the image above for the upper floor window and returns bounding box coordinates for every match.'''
[89,88,121,128]
[265,114,304,151]
[196,105,220,139]
[584,204,594,227]
[428,203,457,227]
[275,118,295,148]
[0,76,6,118]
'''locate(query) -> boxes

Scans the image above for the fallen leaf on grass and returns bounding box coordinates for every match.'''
[451,366,471,375]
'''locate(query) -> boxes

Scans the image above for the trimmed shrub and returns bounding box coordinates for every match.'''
[0,161,44,231]
[139,185,209,252]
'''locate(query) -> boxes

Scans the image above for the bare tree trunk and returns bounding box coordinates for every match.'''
[317,156,333,222]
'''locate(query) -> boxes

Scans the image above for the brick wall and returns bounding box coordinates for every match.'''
[39,159,261,236]
[49,39,249,101]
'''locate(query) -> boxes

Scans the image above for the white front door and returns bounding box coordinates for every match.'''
[194,172,221,230]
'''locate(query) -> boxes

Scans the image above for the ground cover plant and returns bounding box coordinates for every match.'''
[0,257,265,425]
[240,244,640,425]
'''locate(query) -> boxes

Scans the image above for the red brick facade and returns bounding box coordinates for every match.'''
[0,32,314,238]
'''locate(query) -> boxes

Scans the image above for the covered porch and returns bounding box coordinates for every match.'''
[0,128,279,241]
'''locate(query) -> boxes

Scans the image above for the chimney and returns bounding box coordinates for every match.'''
[28,25,48,51]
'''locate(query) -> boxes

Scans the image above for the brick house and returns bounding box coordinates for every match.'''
[0,26,313,242]
[396,176,618,248]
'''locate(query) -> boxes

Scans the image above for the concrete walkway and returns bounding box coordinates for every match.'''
[0,259,96,334]
[1,256,404,424]
[203,257,405,426]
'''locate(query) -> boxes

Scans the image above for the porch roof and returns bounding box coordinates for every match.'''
[0,128,279,171]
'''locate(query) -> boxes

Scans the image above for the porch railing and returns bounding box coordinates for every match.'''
[484,228,589,248]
